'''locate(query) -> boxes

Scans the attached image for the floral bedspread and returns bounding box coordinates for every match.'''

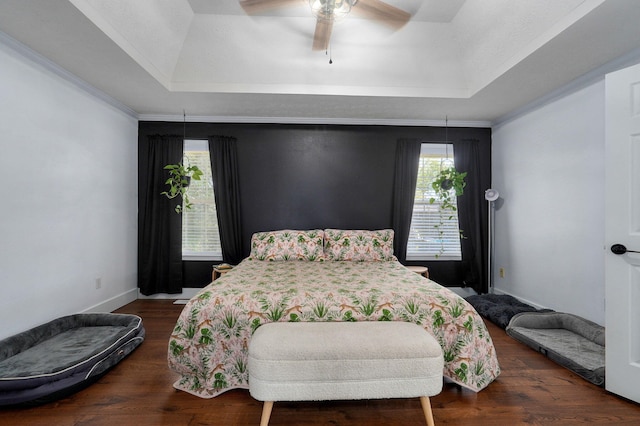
[168,259,500,397]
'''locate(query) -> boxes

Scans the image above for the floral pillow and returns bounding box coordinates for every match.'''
[249,229,325,261]
[323,229,395,261]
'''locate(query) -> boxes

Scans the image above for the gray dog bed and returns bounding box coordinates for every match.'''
[506,312,604,386]
[465,294,552,329]
[0,313,144,406]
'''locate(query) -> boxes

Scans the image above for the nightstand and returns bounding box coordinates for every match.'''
[407,265,429,279]
[212,264,233,281]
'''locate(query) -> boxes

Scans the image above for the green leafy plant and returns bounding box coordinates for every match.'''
[429,167,467,256]
[161,162,203,213]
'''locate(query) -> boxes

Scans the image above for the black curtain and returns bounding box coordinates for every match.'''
[391,139,422,263]
[138,135,184,295]
[453,139,487,293]
[209,136,244,264]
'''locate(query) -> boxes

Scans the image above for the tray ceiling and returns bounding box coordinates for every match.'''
[1,0,640,124]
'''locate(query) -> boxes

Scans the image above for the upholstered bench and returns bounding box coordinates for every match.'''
[248,321,444,426]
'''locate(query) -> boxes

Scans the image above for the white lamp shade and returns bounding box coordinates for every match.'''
[485,188,499,201]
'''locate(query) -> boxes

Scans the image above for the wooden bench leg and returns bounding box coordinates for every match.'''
[420,396,435,426]
[260,401,274,426]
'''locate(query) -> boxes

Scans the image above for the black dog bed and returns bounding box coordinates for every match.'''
[506,312,605,386]
[465,294,551,329]
[0,313,144,406]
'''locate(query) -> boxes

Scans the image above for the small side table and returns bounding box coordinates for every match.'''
[407,265,429,279]
[212,265,233,281]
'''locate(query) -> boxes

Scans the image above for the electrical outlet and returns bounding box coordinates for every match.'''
[499,268,505,278]
[95,278,102,289]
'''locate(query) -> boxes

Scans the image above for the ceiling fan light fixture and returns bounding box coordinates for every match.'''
[309,0,357,22]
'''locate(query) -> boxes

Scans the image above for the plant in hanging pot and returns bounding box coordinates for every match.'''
[161,162,203,213]
[429,167,467,256]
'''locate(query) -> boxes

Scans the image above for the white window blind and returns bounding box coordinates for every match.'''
[406,144,462,261]
[182,140,223,261]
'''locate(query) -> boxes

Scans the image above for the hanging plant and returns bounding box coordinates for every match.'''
[429,167,467,256]
[161,162,203,213]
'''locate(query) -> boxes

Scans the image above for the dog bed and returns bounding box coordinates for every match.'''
[0,313,144,406]
[465,294,552,329]
[506,312,605,386]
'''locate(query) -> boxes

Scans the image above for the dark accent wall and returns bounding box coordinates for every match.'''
[139,122,491,288]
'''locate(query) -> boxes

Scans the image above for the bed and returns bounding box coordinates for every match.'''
[506,312,605,386]
[168,229,500,397]
[0,313,144,406]
[465,293,553,329]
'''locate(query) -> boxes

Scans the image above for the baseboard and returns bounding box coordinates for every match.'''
[491,287,548,311]
[81,288,203,313]
[449,287,478,298]
[83,288,138,314]
[137,288,201,300]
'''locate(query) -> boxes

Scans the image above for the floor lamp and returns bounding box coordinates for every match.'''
[485,189,499,293]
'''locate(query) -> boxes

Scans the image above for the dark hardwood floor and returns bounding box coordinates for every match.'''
[1,299,639,425]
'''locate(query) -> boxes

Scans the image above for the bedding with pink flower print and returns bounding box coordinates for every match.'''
[324,229,395,261]
[249,229,324,261]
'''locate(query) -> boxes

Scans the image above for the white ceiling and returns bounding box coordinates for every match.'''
[1,0,640,125]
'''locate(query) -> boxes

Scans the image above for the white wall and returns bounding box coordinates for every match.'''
[0,36,138,340]
[492,80,606,325]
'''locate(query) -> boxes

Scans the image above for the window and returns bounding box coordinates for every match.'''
[406,144,462,260]
[182,140,223,261]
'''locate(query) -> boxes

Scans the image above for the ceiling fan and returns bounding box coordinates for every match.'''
[240,0,411,51]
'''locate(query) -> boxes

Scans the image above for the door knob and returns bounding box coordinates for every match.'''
[611,244,640,255]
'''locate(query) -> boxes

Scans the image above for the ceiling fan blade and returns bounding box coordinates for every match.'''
[240,0,301,14]
[353,0,411,29]
[312,17,333,51]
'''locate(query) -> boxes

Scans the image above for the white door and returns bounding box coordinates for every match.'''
[605,62,640,404]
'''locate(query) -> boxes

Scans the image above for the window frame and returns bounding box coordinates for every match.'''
[406,143,463,261]
[181,139,223,261]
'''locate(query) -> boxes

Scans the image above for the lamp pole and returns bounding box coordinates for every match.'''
[485,189,499,293]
